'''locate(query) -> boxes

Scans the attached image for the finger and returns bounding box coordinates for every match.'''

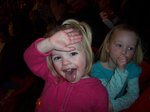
[63,29,82,45]
[69,37,82,44]
[69,34,82,40]
[63,46,75,52]
[66,34,82,45]
[63,28,74,33]
[68,32,73,37]
[67,31,80,37]
[71,31,82,37]
[65,28,82,36]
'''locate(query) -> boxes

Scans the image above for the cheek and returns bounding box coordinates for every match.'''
[78,58,86,69]
[127,52,135,59]
[108,44,118,53]
[53,62,62,73]
[109,47,120,56]
[75,56,86,69]
[79,60,86,68]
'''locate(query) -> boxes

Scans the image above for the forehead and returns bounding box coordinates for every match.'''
[112,30,137,44]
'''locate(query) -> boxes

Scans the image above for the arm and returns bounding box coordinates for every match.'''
[91,63,128,99]
[111,77,139,112]
[102,68,128,99]
[24,29,82,79]
[23,38,52,79]
[110,63,141,111]
[102,53,128,98]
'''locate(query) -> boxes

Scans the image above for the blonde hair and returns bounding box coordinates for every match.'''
[99,24,143,64]
[46,19,93,76]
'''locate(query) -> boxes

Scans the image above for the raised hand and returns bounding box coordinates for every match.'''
[116,54,128,71]
[48,28,82,51]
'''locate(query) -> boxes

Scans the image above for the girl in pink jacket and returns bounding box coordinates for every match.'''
[24,19,108,112]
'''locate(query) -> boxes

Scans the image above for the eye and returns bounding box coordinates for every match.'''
[52,56,61,61]
[115,43,122,48]
[70,51,78,56]
[128,47,135,51]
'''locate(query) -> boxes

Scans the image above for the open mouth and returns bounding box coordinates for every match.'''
[63,68,77,82]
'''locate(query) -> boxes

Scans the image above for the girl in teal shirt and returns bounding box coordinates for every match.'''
[91,24,143,112]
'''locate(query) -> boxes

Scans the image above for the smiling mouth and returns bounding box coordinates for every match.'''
[63,68,77,82]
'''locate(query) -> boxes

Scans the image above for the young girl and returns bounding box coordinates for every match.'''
[91,24,143,112]
[24,19,108,112]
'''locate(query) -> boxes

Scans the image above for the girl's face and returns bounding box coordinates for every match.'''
[107,30,137,66]
[51,43,86,83]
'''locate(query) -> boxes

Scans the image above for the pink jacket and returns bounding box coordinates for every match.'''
[24,38,108,112]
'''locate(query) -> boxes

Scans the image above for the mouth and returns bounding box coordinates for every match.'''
[63,68,77,82]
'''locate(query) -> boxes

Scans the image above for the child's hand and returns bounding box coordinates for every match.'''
[116,54,128,71]
[49,28,82,51]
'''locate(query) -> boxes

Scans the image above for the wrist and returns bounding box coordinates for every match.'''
[116,67,128,75]
[37,38,53,53]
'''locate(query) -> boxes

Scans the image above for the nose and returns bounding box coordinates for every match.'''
[62,58,71,66]
[121,48,127,55]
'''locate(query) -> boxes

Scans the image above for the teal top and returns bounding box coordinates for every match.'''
[91,61,142,112]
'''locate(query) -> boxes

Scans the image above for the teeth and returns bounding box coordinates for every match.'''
[63,68,72,72]
[67,68,71,72]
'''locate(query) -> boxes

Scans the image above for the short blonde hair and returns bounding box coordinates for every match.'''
[46,19,93,76]
[99,24,143,64]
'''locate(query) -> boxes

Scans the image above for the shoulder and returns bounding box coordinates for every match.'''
[76,78,108,111]
[91,61,103,74]
[127,62,141,69]
[79,78,105,90]
[83,78,107,95]
[92,61,101,68]
[126,62,142,78]
[91,61,112,79]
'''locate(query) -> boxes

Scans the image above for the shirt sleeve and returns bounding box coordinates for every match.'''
[23,38,52,80]
[111,77,139,112]
[102,68,128,99]
[91,62,128,99]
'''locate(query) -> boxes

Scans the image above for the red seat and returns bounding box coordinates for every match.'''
[139,61,150,94]
[122,60,150,112]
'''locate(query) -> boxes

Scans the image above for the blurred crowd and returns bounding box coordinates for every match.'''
[0,0,150,48]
